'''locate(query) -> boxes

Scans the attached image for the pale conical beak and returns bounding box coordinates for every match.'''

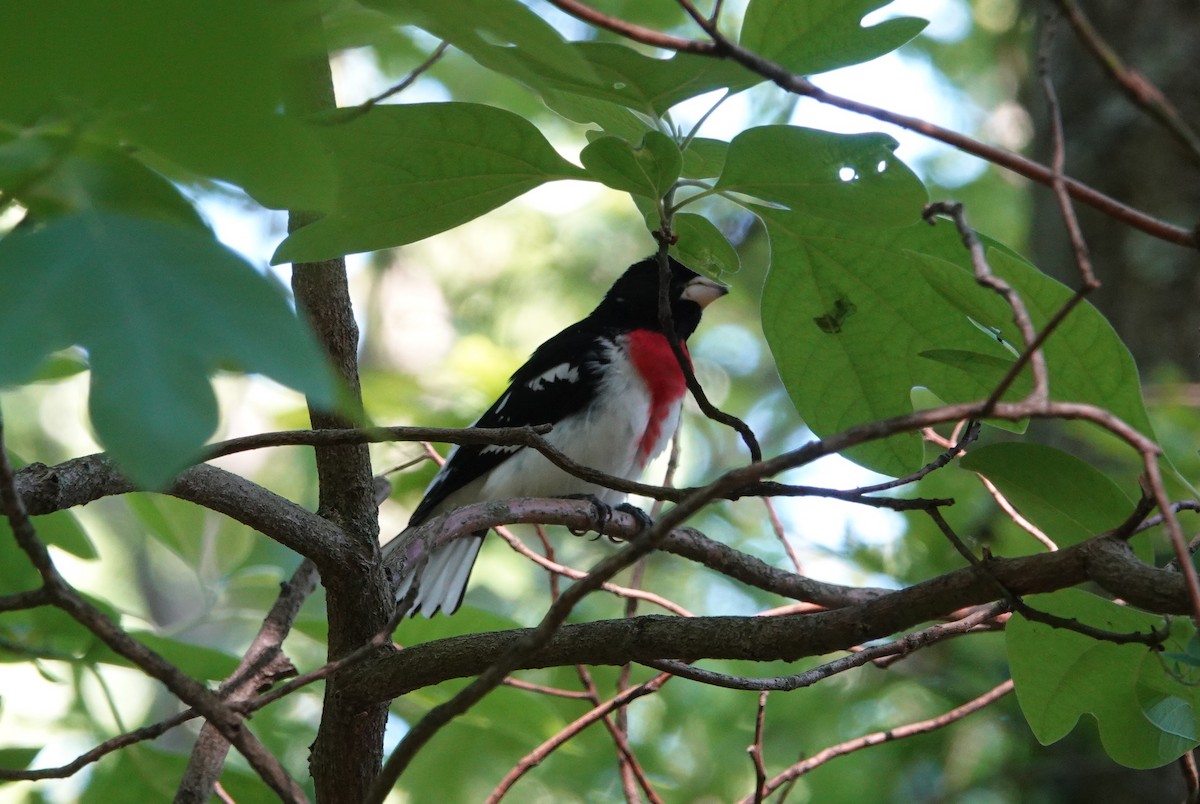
[682,275,729,308]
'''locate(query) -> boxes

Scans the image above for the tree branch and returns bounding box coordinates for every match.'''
[343,536,1185,707]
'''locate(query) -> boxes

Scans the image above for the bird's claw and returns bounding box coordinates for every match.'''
[561,494,652,542]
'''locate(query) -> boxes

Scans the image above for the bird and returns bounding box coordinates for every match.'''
[384,256,728,616]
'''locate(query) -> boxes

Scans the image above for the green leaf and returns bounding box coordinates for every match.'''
[680,137,729,180]
[274,103,587,263]
[960,443,1136,547]
[759,211,1025,474]
[914,247,1155,439]
[580,131,681,198]
[89,631,239,680]
[0,134,207,229]
[365,0,600,87]
[0,0,335,210]
[470,40,758,119]
[741,0,927,76]
[542,90,654,141]
[760,209,1154,476]
[717,126,927,227]
[27,349,89,382]
[670,213,741,278]
[0,211,336,487]
[1007,590,1193,769]
[0,746,41,773]
[1137,650,1200,741]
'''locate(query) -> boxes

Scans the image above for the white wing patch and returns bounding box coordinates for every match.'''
[480,443,522,456]
[526,362,580,391]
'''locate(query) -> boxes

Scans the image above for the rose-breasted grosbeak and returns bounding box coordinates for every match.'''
[386,256,728,616]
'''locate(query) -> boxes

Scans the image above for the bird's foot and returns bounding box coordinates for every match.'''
[560,495,652,542]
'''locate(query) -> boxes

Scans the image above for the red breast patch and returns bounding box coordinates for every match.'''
[627,329,689,466]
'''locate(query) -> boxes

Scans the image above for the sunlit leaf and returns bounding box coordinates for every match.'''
[274,103,587,263]
[759,211,1024,474]
[760,209,1154,476]
[741,0,927,76]
[717,126,927,227]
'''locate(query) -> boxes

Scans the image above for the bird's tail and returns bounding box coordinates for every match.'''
[383,529,485,617]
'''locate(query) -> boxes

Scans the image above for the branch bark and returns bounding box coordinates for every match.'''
[343,536,1182,708]
[281,9,390,801]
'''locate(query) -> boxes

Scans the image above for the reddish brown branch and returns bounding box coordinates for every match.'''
[746,680,1015,801]
[542,0,1198,249]
[1052,0,1200,166]
[485,673,672,803]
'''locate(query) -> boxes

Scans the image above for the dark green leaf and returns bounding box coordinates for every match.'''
[0,135,207,229]
[0,747,41,774]
[580,131,682,198]
[0,0,335,210]
[960,443,1136,547]
[741,0,927,75]
[274,103,587,263]
[718,126,927,227]
[1007,590,1192,769]
[0,212,336,487]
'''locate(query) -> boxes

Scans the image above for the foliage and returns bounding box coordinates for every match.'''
[1,0,1198,801]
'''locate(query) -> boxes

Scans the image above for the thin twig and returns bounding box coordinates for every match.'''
[644,603,1006,691]
[484,673,672,803]
[0,413,308,803]
[976,474,1059,551]
[744,680,1015,802]
[1052,0,1200,166]
[541,0,1198,248]
[495,526,694,616]
[748,691,769,804]
[333,42,449,123]
[1039,16,1100,290]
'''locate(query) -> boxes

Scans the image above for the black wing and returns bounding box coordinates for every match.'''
[408,319,612,526]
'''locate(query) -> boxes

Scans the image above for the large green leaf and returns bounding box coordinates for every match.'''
[0,0,334,210]
[273,103,587,263]
[0,212,335,487]
[0,134,207,229]
[760,209,1154,476]
[914,247,1154,437]
[760,211,1025,474]
[741,0,927,76]
[960,443,1136,547]
[1007,590,1194,769]
[717,126,927,227]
